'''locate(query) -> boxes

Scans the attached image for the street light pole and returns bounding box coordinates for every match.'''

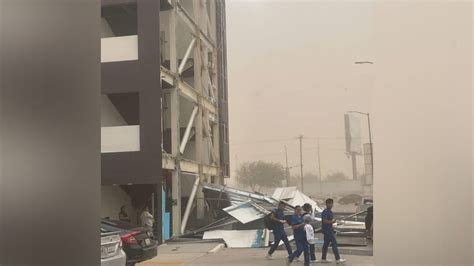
[367,113,374,178]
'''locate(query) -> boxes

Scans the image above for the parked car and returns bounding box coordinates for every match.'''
[101,219,158,266]
[101,230,126,266]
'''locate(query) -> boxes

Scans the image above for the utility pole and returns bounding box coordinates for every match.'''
[367,113,374,179]
[351,153,357,180]
[317,139,322,195]
[284,145,290,187]
[298,135,304,192]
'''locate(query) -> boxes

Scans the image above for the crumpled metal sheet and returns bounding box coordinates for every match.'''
[272,187,323,212]
[222,200,267,224]
[203,229,266,248]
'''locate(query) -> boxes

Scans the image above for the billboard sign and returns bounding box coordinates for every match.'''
[344,114,362,154]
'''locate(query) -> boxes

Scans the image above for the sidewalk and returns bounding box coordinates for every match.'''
[137,241,373,266]
[191,247,374,266]
[136,241,225,266]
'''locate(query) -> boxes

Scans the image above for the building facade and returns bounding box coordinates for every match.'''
[100,0,229,242]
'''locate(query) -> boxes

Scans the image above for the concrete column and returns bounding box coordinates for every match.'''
[169,3,181,237]
[193,0,205,221]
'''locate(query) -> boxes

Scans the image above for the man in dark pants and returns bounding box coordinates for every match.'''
[287,206,309,266]
[321,198,346,264]
[266,201,292,259]
[365,206,373,240]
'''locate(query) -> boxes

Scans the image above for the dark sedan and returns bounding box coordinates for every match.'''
[101,219,158,266]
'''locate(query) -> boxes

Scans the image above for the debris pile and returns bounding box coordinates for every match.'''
[183,183,366,248]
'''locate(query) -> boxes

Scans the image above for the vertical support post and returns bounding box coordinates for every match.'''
[171,169,181,236]
[154,184,163,243]
[168,0,182,237]
[169,4,177,73]
[136,0,162,242]
[193,0,206,221]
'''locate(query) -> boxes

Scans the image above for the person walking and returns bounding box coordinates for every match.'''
[321,198,346,264]
[287,206,309,266]
[302,203,318,263]
[266,201,292,259]
[118,205,131,223]
[140,205,154,229]
[304,215,318,263]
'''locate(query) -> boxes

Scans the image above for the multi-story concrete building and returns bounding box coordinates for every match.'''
[100,0,229,242]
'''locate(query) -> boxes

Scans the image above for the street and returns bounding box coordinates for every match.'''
[137,242,373,266]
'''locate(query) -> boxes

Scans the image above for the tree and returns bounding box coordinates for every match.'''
[326,171,348,182]
[236,161,285,191]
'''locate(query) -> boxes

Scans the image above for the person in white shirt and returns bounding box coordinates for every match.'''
[140,206,154,229]
[303,203,318,263]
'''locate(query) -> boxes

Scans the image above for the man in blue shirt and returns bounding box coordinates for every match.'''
[266,201,292,259]
[321,198,346,264]
[287,205,309,266]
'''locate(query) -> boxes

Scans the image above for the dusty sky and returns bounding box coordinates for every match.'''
[225,1,472,262]
[225,0,375,180]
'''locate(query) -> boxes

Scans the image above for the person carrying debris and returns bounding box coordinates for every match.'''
[302,203,318,263]
[266,201,292,259]
[287,205,310,266]
[321,198,346,264]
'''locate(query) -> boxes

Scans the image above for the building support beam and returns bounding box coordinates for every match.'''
[161,66,217,115]
[178,37,196,75]
[179,105,198,154]
[180,173,200,234]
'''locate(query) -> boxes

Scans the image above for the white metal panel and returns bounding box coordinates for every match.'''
[203,229,266,248]
[272,187,297,200]
[101,35,138,63]
[223,201,265,224]
[272,187,323,213]
[101,125,140,153]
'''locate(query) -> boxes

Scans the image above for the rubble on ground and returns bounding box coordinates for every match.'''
[181,183,366,248]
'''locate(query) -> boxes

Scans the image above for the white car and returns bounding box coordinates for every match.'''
[101,231,126,266]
